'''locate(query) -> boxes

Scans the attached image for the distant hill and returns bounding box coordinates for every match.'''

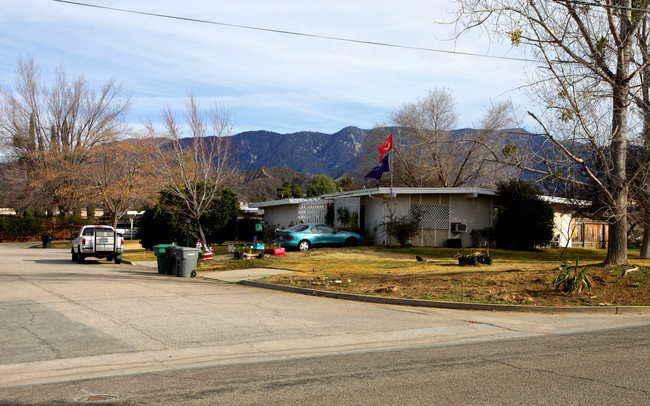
[230,126,368,178]
[232,167,311,202]
[204,126,554,200]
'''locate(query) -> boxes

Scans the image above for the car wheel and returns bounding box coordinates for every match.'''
[345,237,356,247]
[298,240,311,252]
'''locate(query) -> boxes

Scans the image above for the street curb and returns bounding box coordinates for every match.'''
[240,280,650,314]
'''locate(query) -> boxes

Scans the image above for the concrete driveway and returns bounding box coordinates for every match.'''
[1,243,649,387]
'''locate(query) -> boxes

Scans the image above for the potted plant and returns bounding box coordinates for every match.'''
[456,248,478,266]
[242,245,255,260]
[265,242,285,256]
[477,242,492,265]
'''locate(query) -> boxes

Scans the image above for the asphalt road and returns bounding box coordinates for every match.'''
[1,243,649,404]
[1,325,648,405]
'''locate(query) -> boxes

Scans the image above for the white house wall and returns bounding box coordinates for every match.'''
[554,212,573,248]
[383,195,411,246]
[263,205,300,229]
[360,196,386,245]
[449,194,493,247]
[256,189,496,248]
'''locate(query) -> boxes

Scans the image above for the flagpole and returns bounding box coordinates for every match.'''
[390,134,394,192]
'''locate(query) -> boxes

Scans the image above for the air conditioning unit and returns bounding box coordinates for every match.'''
[451,223,467,232]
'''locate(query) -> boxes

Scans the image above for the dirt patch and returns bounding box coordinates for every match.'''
[202,246,650,307]
[264,265,650,307]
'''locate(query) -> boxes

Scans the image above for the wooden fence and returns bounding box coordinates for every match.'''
[0,225,81,242]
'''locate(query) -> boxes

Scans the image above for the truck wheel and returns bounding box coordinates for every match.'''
[114,257,122,264]
[72,250,78,262]
[77,253,85,264]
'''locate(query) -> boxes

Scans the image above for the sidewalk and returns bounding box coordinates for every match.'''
[131,261,650,314]
[130,260,296,283]
[197,268,297,283]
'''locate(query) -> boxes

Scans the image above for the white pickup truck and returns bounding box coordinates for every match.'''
[71,225,125,264]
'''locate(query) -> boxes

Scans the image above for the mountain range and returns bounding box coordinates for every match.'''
[223,126,548,201]
[231,126,369,179]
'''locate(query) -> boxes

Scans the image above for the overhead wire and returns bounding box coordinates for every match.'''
[52,0,533,63]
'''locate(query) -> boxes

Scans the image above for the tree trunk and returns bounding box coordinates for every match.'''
[604,2,632,267]
[196,218,207,246]
[605,204,629,266]
[639,22,650,258]
[641,205,650,257]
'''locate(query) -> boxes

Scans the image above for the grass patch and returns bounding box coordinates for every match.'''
[199,245,650,306]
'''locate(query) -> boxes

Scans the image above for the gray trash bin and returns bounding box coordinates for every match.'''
[175,247,200,278]
[41,234,53,248]
[165,246,180,276]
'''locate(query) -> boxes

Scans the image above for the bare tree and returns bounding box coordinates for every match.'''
[0,57,130,214]
[145,93,236,244]
[453,0,650,266]
[79,138,159,228]
[368,88,515,187]
[391,89,458,187]
[630,19,650,257]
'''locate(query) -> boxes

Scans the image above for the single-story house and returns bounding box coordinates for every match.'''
[541,196,609,249]
[250,187,498,247]
[250,187,611,249]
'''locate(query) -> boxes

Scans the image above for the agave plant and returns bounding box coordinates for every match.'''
[549,259,592,294]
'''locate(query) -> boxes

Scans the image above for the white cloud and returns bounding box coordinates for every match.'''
[1,0,531,134]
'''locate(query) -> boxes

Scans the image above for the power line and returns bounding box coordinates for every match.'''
[52,0,532,63]
[563,0,650,13]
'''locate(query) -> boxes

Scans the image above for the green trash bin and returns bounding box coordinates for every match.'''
[152,244,176,274]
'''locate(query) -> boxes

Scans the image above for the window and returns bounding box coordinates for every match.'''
[288,224,309,232]
[410,204,450,229]
[313,225,335,233]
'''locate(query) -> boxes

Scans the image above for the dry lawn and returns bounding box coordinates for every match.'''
[200,246,650,307]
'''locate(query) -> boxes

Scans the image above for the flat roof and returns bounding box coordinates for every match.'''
[321,187,499,199]
[249,187,497,208]
[249,197,326,208]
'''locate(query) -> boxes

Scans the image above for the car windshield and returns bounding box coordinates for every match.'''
[287,224,309,232]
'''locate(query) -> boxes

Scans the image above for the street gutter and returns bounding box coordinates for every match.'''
[240,280,650,314]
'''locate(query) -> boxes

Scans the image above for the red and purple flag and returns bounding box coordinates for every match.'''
[365,153,390,179]
[378,134,393,162]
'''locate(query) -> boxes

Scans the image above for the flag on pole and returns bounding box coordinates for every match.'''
[365,154,390,179]
[378,134,393,162]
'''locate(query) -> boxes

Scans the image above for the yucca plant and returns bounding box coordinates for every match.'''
[549,259,592,294]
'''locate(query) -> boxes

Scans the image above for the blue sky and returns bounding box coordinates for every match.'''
[1,0,530,135]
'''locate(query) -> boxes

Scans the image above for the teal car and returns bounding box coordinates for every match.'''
[274,223,363,251]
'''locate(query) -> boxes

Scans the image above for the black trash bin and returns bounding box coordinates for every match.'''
[41,234,53,248]
[165,246,179,276]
